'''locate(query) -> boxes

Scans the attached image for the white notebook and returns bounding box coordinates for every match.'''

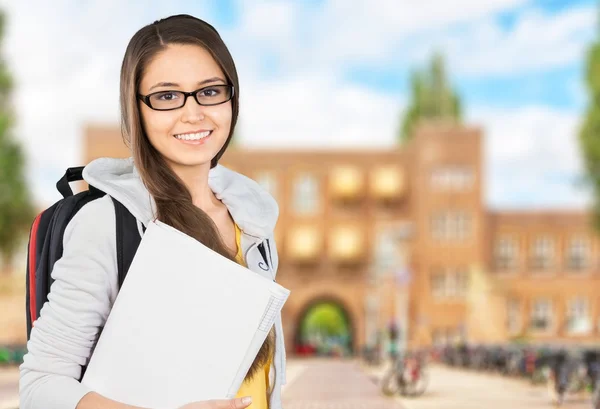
[81,220,290,409]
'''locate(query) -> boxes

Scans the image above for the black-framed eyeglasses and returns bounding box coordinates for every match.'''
[137,84,235,111]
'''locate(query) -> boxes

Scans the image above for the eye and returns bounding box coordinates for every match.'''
[198,87,221,98]
[154,91,181,101]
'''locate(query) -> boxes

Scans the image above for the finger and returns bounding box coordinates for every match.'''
[213,396,253,409]
[232,397,253,409]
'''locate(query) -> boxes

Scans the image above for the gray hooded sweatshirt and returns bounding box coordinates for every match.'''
[19,157,287,409]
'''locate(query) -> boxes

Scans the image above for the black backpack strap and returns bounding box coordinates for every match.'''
[56,167,85,198]
[257,241,268,267]
[257,240,274,278]
[111,197,143,288]
[265,239,273,267]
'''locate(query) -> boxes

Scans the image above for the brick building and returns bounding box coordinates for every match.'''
[83,123,600,354]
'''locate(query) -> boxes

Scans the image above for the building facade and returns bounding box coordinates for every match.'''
[83,123,600,354]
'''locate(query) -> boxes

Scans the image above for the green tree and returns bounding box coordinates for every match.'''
[301,303,349,338]
[400,52,463,143]
[579,16,600,231]
[0,10,34,275]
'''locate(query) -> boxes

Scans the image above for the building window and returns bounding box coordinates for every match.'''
[330,166,363,202]
[566,237,590,272]
[530,298,553,332]
[495,237,518,272]
[370,166,404,201]
[293,173,320,215]
[506,298,521,335]
[431,267,469,300]
[530,236,554,272]
[431,211,472,242]
[430,166,475,191]
[455,270,469,298]
[566,297,591,335]
[255,171,277,198]
[431,272,445,299]
[373,230,399,277]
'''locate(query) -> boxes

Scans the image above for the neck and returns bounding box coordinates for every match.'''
[172,163,220,213]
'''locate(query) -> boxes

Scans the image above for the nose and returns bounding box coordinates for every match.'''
[180,94,205,122]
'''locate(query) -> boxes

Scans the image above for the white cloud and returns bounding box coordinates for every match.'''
[237,1,297,43]
[313,0,529,64]
[0,0,212,206]
[0,0,143,205]
[238,75,403,148]
[0,0,593,212]
[443,6,597,76]
[469,106,592,210]
[287,2,595,78]
[223,0,534,77]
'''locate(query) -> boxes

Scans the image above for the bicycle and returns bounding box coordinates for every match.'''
[381,354,429,397]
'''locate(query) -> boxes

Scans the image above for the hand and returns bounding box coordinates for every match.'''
[177,396,253,409]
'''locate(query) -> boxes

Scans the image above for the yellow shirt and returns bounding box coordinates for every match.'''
[233,223,272,409]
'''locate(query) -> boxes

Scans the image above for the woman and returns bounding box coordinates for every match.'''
[19,14,285,409]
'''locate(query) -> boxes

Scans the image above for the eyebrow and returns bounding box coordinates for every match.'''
[148,77,227,91]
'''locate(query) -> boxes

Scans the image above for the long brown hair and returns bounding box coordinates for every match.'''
[119,14,274,383]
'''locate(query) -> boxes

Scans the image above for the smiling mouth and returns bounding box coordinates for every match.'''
[173,130,213,141]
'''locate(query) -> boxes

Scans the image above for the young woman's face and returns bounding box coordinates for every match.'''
[138,44,232,173]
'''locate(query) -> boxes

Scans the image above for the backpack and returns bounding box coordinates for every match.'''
[25,166,142,342]
[25,165,274,342]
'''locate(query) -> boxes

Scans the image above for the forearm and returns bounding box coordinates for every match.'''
[77,392,153,409]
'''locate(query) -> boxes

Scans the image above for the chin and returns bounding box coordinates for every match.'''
[178,158,214,168]
[165,153,216,170]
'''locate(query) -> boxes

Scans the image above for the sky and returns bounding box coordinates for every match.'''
[0,0,597,210]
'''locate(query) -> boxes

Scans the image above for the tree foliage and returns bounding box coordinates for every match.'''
[579,17,600,231]
[0,10,35,274]
[400,52,463,142]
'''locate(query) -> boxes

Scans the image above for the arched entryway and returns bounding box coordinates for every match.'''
[293,297,355,358]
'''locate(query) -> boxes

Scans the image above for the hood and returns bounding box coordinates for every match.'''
[82,157,279,239]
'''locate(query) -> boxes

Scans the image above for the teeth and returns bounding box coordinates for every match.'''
[174,131,211,140]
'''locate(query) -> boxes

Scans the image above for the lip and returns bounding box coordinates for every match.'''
[173,129,212,136]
